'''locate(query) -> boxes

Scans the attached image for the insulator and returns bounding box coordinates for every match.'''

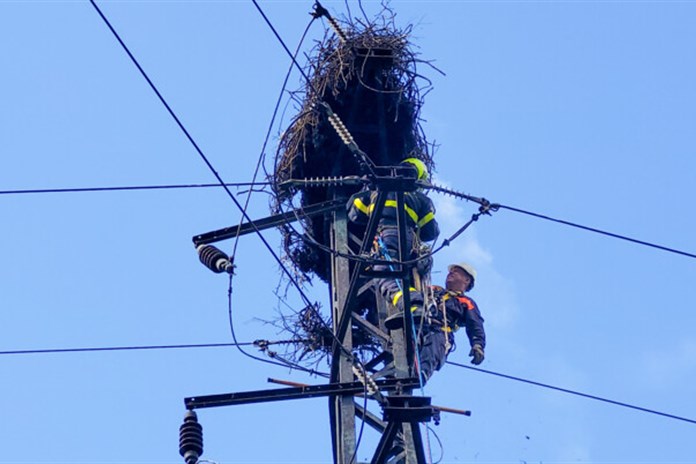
[328,113,356,147]
[365,377,378,396]
[352,365,364,382]
[196,244,234,274]
[307,176,337,186]
[179,410,203,464]
[311,2,348,42]
[327,15,348,43]
[352,365,379,396]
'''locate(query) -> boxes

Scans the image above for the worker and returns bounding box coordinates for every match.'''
[415,262,486,383]
[347,158,439,320]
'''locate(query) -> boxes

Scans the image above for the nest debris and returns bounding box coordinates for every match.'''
[269,304,382,369]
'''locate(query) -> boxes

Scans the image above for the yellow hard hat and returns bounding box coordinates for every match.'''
[401,158,429,181]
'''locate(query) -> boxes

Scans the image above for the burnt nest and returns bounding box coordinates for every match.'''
[272,13,438,283]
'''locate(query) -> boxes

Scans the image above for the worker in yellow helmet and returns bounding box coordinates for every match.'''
[400,157,429,182]
[348,158,439,324]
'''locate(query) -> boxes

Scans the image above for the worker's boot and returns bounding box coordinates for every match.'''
[384,289,425,330]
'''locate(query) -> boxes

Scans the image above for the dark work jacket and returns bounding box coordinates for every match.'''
[347,190,440,242]
[431,286,486,349]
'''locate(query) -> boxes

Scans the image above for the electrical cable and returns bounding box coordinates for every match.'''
[88,0,326,331]
[446,361,696,426]
[0,340,301,356]
[279,176,696,269]
[230,15,316,261]
[0,182,272,196]
[251,0,315,94]
[89,0,237,206]
[223,16,318,370]
[275,178,486,272]
[497,203,696,260]
[247,1,375,366]
[348,365,370,464]
[12,341,692,428]
[426,425,444,464]
[235,6,365,365]
[426,182,696,261]
[253,0,377,177]
[226,275,329,378]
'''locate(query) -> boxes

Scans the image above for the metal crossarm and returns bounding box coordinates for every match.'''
[184,378,420,410]
[192,199,345,245]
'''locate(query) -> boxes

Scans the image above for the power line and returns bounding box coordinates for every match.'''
[0,182,271,196]
[0,341,256,356]
[0,339,316,358]
[244,1,367,366]
[225,276,329,378]
[447,361,696,426]
[89,1,358,373]
[14,183,693,264]
[9,341,695,426]
[0,337,327,377]
[231,14,316,261]
[88,0,319,316]
[226,16,321,372]
[251,0,314,92]
[497,203,696,260]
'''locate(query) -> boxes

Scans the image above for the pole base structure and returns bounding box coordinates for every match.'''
[370,395,439,464]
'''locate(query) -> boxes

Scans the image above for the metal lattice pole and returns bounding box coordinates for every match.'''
[329,203,356,464]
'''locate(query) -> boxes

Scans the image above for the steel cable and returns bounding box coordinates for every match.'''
[497,203,696,260]
[447,361,696,426]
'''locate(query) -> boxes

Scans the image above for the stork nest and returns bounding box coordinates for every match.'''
[271,12,438,283]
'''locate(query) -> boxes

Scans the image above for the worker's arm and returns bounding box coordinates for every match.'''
[456,295,486,350]
[416,194,439,242]
[347,190,371,224]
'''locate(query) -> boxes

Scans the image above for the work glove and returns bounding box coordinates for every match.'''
[469,344,484,365]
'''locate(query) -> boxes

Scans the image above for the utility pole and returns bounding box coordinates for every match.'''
[166,1,493,460]
[184,166,443,464]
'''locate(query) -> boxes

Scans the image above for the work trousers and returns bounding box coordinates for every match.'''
[417,325,448,384]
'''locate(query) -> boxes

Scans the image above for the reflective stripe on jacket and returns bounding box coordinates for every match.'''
[348,190,439,242]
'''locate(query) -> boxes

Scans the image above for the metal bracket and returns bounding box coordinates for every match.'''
[382,395,439,424]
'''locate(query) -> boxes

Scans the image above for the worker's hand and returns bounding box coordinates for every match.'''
[469,344,484,365]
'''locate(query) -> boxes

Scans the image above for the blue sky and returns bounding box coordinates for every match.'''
[2,1,696,463]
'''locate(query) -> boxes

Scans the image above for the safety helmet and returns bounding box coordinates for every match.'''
[448,262,477,291]
[400,158,429,181]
